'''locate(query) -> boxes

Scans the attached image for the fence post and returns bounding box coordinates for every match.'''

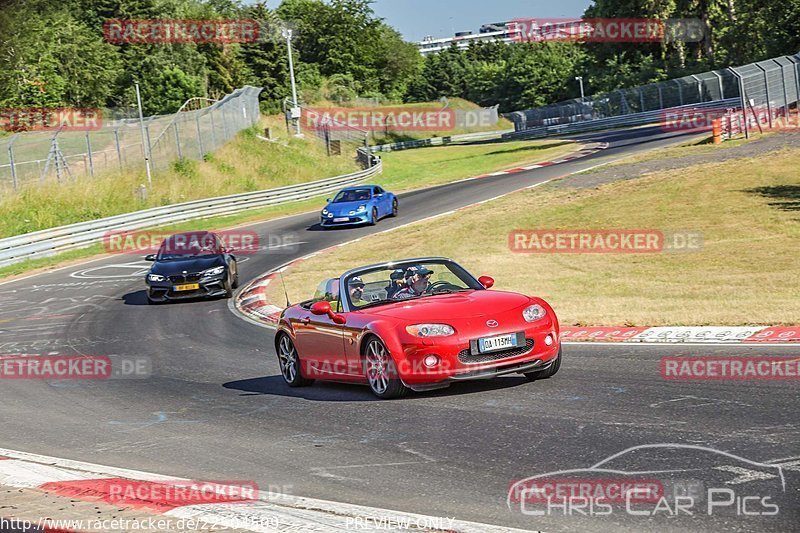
[85,131,94,177]
[114,127,123,169]
[674,80,684,105]
[145,123,155,170]
[691,74,703,102]
[730,67,749,139]
[754,63,773,128]
[657,84,664,109]
[209,109,218,149]
[773,59,791,123]
[196,114,205,158]
[7,135,18,190]
[173,121,183,159]
[792,57,800,125]
[712,71,725,99]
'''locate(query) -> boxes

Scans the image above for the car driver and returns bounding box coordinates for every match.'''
[392,265,433,299]
[348,276,368,305]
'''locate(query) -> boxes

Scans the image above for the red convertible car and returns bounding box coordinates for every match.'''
[274,257,561,398]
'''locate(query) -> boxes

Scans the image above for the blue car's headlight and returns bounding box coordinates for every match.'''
[356,204,367,213]
[322,208,329,216]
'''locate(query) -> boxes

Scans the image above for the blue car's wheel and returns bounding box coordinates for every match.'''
[390,198,398,217]
[369,206,378,226]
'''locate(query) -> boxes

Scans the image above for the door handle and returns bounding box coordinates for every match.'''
[300,317,311,325]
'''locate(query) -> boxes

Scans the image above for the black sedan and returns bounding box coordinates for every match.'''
[144,231,239,304]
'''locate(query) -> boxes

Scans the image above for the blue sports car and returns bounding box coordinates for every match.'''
[320,185,398,228]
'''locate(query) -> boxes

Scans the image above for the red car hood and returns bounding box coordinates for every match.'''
[363,290,531,321]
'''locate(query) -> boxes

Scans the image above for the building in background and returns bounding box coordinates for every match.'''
[417,21,521,56]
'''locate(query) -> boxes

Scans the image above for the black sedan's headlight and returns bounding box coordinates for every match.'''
[148,274,165,282]
[202,266,226,277]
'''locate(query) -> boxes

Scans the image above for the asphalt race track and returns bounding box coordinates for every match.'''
[0,126,797,532]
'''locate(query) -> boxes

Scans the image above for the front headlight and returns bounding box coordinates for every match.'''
[356,204,367,213]
[523,304,546,322]
[148,274,165,282]
[322,209,329,216]
[202,266,226,277]
[406,324,455,337]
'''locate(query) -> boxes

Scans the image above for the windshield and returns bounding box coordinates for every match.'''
[157,233,221,260]
[342,260,482,310]
[333,189,371,203]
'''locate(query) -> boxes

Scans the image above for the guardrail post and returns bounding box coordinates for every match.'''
[85,131,94,177]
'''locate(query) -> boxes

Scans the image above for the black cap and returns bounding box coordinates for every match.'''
[349,276,365,287]
[390,269,405,281]
[405,264,433,279]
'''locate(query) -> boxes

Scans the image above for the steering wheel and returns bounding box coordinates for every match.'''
[425,280,462,294]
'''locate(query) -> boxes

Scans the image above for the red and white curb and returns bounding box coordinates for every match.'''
[0,448,534,533]
[470,142,608,179]
[559,326,800,344]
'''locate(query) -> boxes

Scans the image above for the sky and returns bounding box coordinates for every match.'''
[266,0,594,42]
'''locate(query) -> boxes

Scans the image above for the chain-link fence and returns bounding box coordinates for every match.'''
[293,103,373,166]
[507,53,800,139]
[0,86,262,194]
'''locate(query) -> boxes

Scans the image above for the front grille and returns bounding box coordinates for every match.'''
[458,339,535,364]
[169,273,202,283]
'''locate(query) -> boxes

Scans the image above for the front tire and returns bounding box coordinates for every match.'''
[276,334,314,387]
[524,345,562,381]
[364,337,409,399]
[369,207,378,226]
[390,198,398,217]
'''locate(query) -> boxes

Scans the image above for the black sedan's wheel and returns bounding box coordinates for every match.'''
[364,337,408,399]
[369,207,378,226]
[390,198,398,217]
[277,334,313,387]
[524,345,562,381]
[230,261,239,289]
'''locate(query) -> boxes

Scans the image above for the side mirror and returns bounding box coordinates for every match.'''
[144,254,156,261]
[326,198,331,203]
[478,275,494,289]
[310,301,347,324]
[310,301,331,316]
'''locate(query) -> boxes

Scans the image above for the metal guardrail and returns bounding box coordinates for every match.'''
[0,155,382,268]
[503,99,741,140]
[370,129,513,152]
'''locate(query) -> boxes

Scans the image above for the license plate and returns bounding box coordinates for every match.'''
[333,217,349,222]
[478,333,518,353]
[174,283,200,291]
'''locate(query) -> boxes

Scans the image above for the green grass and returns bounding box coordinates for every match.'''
[275,146,800,326]
[373,139,575,191]
[0,132,576,280]
[0,115,358,238]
